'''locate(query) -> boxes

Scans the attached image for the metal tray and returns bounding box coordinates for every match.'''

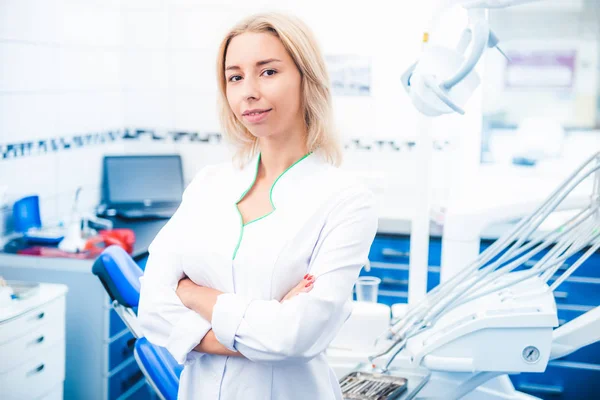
[340,371,408,400]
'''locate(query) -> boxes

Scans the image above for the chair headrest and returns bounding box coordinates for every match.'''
[92,245,142,308]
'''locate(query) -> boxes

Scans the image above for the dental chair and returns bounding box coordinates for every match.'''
[92,245,182,400]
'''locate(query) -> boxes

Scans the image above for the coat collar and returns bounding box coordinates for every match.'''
[234,151,328,208]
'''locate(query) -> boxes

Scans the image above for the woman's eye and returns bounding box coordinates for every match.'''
[228,75,242,82]
[262,69,277,77]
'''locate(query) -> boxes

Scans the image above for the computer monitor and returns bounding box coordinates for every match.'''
[102,155,184,209]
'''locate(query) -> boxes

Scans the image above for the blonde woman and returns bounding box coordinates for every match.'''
[138,12,378,399]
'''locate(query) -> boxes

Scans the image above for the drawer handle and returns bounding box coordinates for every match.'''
[381,248,410,258]
[29,336,45,346]
[517,382,564,394]
[121,370,144,392]
[27,364,45,377]
[30,312,45,322]
[382,278,409,286]
[554,291,568,299]
[122,337,136,357]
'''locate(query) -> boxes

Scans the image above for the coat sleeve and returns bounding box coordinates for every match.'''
[210,186,379,364]
[137,167,213,365]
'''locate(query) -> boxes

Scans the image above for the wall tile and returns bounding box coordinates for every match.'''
[58,49,121,91]
[173,92,219,132]
[123,10,169,49]
[0,93,60,144]
[0,43,60,92]
[122,50,170,90]
[0,0,63,43]
[123,90,174,129]
[172,50,217,93]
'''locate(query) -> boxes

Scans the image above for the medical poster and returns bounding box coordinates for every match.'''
[325,55,371,96]
[504,50,577,89]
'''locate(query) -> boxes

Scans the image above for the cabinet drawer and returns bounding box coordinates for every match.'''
[0,339,65,400]
[369,236,443,267]
[0,311,65,373]
[0,296,65,345]
[108,358,145,400]
[550,277,600,307]
[556,305,593,326]
[109,331,137,371]
[511,361,600,399]
[109,308,127,338]
[543,247,600,279]
[378,290,408,306]
[125,381,157,400]
[369,236,411,263]
[362,264,440,292]
[555,306,600,365]
[37,384,63,400]
[480,242,600,279]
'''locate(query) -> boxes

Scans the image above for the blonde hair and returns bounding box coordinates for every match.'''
[216,12,343,168]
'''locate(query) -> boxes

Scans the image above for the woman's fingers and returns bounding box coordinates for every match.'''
[281,274,315,302]
[302,274,314,291]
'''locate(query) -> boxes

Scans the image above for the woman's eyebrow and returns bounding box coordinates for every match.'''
[225,58,282,71]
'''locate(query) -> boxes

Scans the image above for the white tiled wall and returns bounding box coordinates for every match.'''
[118,0,471,180]
[0,0,489,234]
[0,0,125,229]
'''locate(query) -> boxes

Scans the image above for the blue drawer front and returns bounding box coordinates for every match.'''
[555,247,600,279]
[109,308,127,338]
[109,358,145,400]
[480,241,600,279]
[353,290,408,306]
[510,361,600,400]
[555,306,600,364]
[369,236,442,267]
[549,277,600,307]
[126,382,158,400]
[109,331,136,371]
[363,263,440,292]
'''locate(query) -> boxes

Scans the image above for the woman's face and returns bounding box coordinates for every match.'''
[224,32,304,140]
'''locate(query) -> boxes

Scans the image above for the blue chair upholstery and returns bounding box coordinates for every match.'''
[92,245,143,308]
[92,245,182,400]
[135,338,183,400]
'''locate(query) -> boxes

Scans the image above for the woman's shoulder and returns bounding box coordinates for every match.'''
[182,161,235,198]
[310,161,376,210]
[317,160,373,195]
[192,161,235,181]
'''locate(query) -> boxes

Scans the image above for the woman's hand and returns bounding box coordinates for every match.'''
[281,274,315,302]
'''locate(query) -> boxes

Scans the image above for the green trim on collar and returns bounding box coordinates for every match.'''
[232,152,312,260]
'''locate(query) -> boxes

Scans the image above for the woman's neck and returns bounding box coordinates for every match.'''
[257,132,309,182]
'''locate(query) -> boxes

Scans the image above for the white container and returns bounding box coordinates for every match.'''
[355,277,381,303]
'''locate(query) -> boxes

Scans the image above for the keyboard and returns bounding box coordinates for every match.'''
[118,208,175,220]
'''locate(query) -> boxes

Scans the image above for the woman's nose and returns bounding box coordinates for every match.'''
[242,77,260,101]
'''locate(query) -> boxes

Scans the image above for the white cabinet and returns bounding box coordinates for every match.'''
[0,284,68,400]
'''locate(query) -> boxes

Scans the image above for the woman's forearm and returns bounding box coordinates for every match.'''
[194,329,244,357]
[176,279,242,357]
[177,279,220,321]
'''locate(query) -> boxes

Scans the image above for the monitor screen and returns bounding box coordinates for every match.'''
[104,155,184,205]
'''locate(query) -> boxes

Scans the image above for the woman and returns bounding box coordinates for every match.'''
[138,12,378,400]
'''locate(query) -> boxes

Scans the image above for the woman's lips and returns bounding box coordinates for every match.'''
[243,109,271,123]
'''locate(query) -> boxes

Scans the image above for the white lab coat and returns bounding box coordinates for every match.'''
[138,151,379,400]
